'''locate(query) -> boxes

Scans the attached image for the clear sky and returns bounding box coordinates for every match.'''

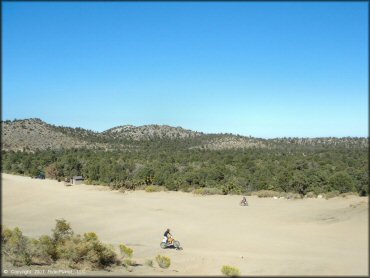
[3,2,368,138]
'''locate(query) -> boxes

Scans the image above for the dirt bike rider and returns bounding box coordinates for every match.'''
[164,228,172,244]
[240,196,248,206]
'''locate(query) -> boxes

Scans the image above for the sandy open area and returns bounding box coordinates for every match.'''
[1,173,368,276]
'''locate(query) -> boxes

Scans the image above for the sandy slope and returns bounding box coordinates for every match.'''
[1,173,368,276]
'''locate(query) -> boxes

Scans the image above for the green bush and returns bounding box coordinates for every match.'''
[52,219,73,244]
[31,235,56,263]
[221,182,243,195]
[119,244,133,258]
[2,227,32,266]
[56,232,117,269]
[2,221,118,270]
[193,187,223,195]
[251,190,282,198]
[329,171,356,193]
[221,265,240,277]
[2,226,14,243]
[144,185,163,192]
[156,254,171,268]
[180,185,194,193]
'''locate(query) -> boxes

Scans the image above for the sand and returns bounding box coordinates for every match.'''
[1,173,368,276]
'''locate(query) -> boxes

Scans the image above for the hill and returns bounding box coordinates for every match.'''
[1,118,368,196]
[1,118,367,152]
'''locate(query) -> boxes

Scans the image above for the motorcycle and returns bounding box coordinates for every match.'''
[160,235,181,250]
[240,198,248,206]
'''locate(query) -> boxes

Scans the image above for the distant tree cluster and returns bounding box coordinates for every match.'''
[2,141,368,196]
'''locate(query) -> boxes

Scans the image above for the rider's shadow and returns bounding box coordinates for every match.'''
[166,246,183,250]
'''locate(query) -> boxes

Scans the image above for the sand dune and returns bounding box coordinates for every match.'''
[2,173,368,276]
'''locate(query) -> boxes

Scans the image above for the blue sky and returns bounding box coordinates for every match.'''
[3,2,368,138]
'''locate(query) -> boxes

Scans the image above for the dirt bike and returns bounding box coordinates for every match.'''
[240,199,248,206]
[160,235,181,249]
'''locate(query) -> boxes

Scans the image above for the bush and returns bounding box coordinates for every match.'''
[340,192,359,198]
[31,235,56,263]
[251,190,282,198]
[144,185,163,192]
[2,221,118,270]
[324,191,340,199]
[221,265,240,277]
[304,191,317,198]
[57,232,117,269]
[221,182,243,195]
[119,244,133,258]
[2,227,32,266]
[52,219,73,244]
[329,171,356,193]
[179,185,194,193]
[284,192,302,199]
[145,259,153,267]
[193,187,223,195]
[123,258,136,266]
[156,254,171,268]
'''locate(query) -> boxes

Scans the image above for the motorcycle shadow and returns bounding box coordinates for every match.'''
[165,245,183,251]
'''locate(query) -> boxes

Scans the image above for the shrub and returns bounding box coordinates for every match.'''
[119,244,133,258]
[221,182,243,195]
[284,192,302,199]
[329,171,356,193]
[221,265,240,277]
[145,259,153,267]
[52,219,73,244]
[180,185,194,193]
[251,190,282,198]
[145,185,163,192]
[193,187,223,195]
[2,227,32,266]
[304,192,317,198]
[3,222,120,269]
[31,235,56,263]
[123,258,136,266]
[2,226,13,243]
[56,233,117,269]
[340,192,359,198]
[156,254,171,268]
[325,191,340,199]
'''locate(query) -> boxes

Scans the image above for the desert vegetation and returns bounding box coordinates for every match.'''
[155,255,171,268]
[2,144,368,197]
[221,265,241,277]
[1,119,368,197]
[1,219,135,271]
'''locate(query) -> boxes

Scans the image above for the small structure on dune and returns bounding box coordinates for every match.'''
[71,176,85,185]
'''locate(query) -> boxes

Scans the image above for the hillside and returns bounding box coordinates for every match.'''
[103,124,203,140]
[1,119,112,152]
[1,118,368,152]
[1,119,368,196]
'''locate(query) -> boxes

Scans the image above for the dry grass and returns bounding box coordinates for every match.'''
[251,190,283,198]
[156,255,171,268]
[193,187,223,195]
[144,185,164,192]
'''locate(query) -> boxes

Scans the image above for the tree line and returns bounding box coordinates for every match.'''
[1,143,368,196]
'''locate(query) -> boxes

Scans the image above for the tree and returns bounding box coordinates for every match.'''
[329,171,356,193]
